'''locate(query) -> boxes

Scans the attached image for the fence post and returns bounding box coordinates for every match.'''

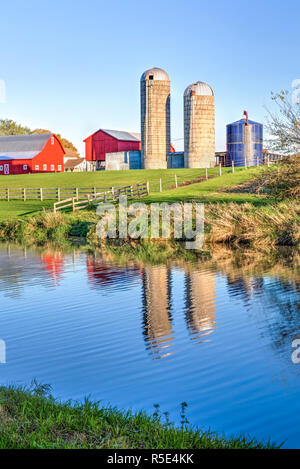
[57,188,61,201]
[232,160,235,173]
[175,174,178,188]
[23,188,26,201]
[130,185,133,198]
[146,181,150,194]
[40,188,43,201]
[159,178,162,192]
[219,163,222,176]
[112,187,114,200]
[72,197,75,212]
[76,188,79,200]
[267,155,270,167]
[7,188,9,202]
[205,168,208,180]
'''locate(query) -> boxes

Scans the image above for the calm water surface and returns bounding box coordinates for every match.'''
[0,245,300,447]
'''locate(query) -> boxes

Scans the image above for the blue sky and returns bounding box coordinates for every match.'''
[0,0,299,155]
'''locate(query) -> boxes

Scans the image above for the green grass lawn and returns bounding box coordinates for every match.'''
[144,166,274,206]
[0,166,248,191]
[0,200,53,220]
[0,385,276,449]
[0,166,269,220]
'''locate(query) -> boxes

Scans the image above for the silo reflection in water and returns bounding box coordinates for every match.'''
[184,267,217,342]
[226,275,264,303]
[142,264,174,359]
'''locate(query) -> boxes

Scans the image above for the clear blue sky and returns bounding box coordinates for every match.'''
[0,0,299,154]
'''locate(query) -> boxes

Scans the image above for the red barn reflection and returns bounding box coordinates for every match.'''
[86,255,141,288]
[41,252,65,286]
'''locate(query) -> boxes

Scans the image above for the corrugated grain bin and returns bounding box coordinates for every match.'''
[226,117,263,167]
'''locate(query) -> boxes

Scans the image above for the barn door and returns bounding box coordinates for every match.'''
[4,164,9,175]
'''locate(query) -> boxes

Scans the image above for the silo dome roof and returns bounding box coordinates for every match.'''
[141,67,170,81]
[184,81,214,97]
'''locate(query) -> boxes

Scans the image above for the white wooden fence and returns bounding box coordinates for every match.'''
[53,182,148,213]
[0,184,150,202]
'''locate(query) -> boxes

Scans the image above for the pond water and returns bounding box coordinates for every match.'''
[0,244,300,447]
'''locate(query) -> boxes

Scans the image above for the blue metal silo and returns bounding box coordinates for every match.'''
[227,112,263,167]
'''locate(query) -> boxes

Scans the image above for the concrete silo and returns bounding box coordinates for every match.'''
[140,68,170,169]
[184,82,215,168]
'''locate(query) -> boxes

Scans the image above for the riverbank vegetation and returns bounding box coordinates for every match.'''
[0,384,275,449]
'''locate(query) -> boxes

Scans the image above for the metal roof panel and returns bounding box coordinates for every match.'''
[0,134,51,154]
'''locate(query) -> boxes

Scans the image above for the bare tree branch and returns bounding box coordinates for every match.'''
[265,90,300,154]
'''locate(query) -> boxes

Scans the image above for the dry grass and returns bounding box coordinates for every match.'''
[206,200,300,248]
[227,154,300,199]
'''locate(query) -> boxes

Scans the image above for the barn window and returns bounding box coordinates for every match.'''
[149,75,154,80]
[23,165,28,170]
[51,165,55,171]
[0,166,3,171]
[43,164,47,171]
[51,137,54,145]
[35,165,39,170]
[58,165,62,171]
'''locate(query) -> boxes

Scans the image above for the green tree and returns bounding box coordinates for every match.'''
[0,119,31,135]
[0,120,79,157]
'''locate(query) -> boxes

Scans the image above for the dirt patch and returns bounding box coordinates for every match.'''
[168,175,214,190]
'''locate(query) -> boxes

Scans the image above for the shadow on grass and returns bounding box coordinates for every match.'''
[142,193,276,207]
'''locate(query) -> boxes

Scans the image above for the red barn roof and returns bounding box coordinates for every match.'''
[84,129,140,143]
[84,129,141,162]
[0,133,65,159]
[0,134,65,175]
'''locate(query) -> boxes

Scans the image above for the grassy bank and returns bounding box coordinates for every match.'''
[0,198,298,254]
[0,384,275,449]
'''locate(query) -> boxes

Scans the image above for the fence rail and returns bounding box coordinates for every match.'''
[53,182,149,213]
[0,184,149,201]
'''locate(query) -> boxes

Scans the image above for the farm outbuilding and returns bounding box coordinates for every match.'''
[64,157,86,172]
[0,134,65,175]
[105,151,142,170]
[84,129,141,170]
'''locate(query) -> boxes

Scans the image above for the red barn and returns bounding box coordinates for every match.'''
[84,129,141,169]
[0,133,65,175]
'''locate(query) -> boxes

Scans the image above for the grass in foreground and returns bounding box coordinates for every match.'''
[0,384,276,449]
